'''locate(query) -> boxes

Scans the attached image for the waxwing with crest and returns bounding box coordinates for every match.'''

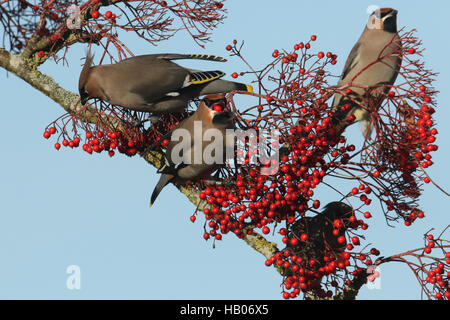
[149,94,235,207]
[78,53,253,117]
[331,8,402,139]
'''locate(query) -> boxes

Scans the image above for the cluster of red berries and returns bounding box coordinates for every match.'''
[269,249,378,299]
[272,35,338,66]
[421,234,450,300]
[273,206,379,298]
[43,107,188,160]
[43,127,145,157]
[198,32,442,298]
[91,10,116,21]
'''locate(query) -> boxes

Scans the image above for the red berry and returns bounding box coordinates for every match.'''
[312,200,320,209]
[37,51,45,58]
[212,104,223,112]
[161,139,169,147]
[310,35,317,41]
[54,143,61,150]
[231,72,238,79]
[91,11,100,19]
[43,131,50,139]
[105,11,112,19]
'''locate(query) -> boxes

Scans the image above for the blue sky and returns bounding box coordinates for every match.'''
[0,0,449,299]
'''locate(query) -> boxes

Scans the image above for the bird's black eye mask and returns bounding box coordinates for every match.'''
[371,8,393,19]
[79,88,89,105]
[203,97,227,110]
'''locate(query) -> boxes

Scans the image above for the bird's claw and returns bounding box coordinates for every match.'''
[122,117,145,128]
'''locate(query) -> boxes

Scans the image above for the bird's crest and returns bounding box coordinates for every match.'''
[78,50,95,92]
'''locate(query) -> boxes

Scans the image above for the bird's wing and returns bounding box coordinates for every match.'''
[189,70,225,85]
[129,68,225,102]
[340,42,361,81]
[127,63,190,101]
[156,53,227,62]
[332,42,361,108]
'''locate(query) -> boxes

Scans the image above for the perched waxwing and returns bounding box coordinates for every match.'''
[150,94,235,206]
[287,202,354,259]
[332,8,402,139]
[78,53,253,117]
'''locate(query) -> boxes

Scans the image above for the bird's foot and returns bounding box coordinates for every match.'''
[122,117,145,128]
[122,115,161,128]
[148,115,161,124]
[200,176,235,188]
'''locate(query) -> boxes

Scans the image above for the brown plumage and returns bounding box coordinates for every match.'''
[332,8,402,139]
[78,53,253,116]
[150,94,235,206]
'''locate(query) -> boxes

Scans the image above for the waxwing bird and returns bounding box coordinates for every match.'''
[78,53,253,116]
[150,95,235,206]
[287,202,354,261]
[331,8,402,139]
